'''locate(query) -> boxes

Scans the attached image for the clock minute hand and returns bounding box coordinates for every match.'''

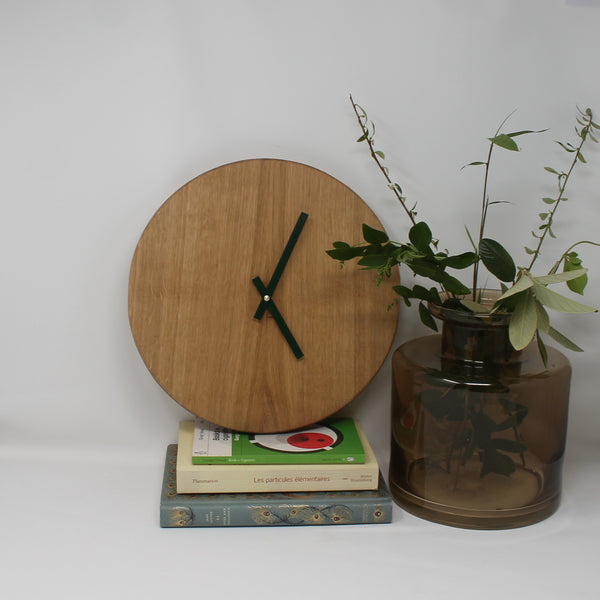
[252,276,304,359]
[254,211,308,321]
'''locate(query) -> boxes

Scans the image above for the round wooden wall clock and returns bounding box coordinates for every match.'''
[128,159,399,433]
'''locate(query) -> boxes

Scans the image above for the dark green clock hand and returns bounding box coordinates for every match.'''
[253,212,308,358]
[252,276,304,359]
[254,211,308,320]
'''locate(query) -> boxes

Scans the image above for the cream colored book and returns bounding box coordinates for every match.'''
[176,420,380,493]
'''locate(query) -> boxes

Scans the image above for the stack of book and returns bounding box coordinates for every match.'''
[160,417,393,527]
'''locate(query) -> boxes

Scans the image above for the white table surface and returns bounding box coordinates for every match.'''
[2,438,597,600]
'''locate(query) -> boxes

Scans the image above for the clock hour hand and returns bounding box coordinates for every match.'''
[252,276,304,359]
[254,212,308,321]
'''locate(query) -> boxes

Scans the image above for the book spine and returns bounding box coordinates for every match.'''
[175,465,379,494]
[160,497,392,527]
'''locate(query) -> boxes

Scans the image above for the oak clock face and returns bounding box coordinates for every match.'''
[128,159,399,433]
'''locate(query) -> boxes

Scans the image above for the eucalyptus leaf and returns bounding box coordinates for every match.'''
[509,291,538,350]
[532,282,597,313]
[557,141,576,152]
[465,226,478,252]
[496,275,534,302]
[534,300,550,333]
[533,268,588,285]
[489,134,519,151]
[460,299,491,313]
[479,238,516,282]
[506,129,548,138]
[547,326,584,352]
[536,333,549,368]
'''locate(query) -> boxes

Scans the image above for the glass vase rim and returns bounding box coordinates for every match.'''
[428,289,511,327]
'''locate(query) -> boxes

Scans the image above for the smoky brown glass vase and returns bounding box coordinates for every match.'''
[389,297,571,529]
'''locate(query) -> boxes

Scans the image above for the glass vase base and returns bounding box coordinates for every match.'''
[389,463,561,530]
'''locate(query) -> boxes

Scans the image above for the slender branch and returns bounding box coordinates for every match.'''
[349,95,417,226]
[471,111,516,299]
[471,143,495,298]
[548,240,600,274]
[527,114,592,271]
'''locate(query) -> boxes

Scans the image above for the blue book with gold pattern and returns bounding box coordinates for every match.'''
[160,445,393,527]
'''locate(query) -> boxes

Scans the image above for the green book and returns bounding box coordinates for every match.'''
[160,444,392,527]
[191,417,366,465]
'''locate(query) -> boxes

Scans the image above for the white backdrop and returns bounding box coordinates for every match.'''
[1,2,599,599]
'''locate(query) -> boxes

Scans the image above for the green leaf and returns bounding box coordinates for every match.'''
[375,150,385,159]
[362,224,389,244]
[440,272,471,296]
[496,274,534,302]
[460,299,491,313]
[326,246,365,261]
[524,246,536,255]
[556,141,576,152]
[357,254,389,269]
[490,438,528,453]
[480,448,516,477]
[418,302,438,331]
[465,226,478,252]
[534,300,550,333]
[509,291,538,350]
[544,167,560,175]
[479,238,516,282]
[392,285,437,305]
[332,241,350,249]
[536,333,549,368]
[542,197,556,205]
[533,268,588,285]
[356,134,367,142]
[506,129,548,138]
[564,253,588,295]
[532,282,597,313]
[407,257,444,280]
[547,326,584,352]
[438,252,478,270]
[489,134,519,151]
[408,222,433,253]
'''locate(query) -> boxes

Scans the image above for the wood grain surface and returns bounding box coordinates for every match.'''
[129,159,399,432]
